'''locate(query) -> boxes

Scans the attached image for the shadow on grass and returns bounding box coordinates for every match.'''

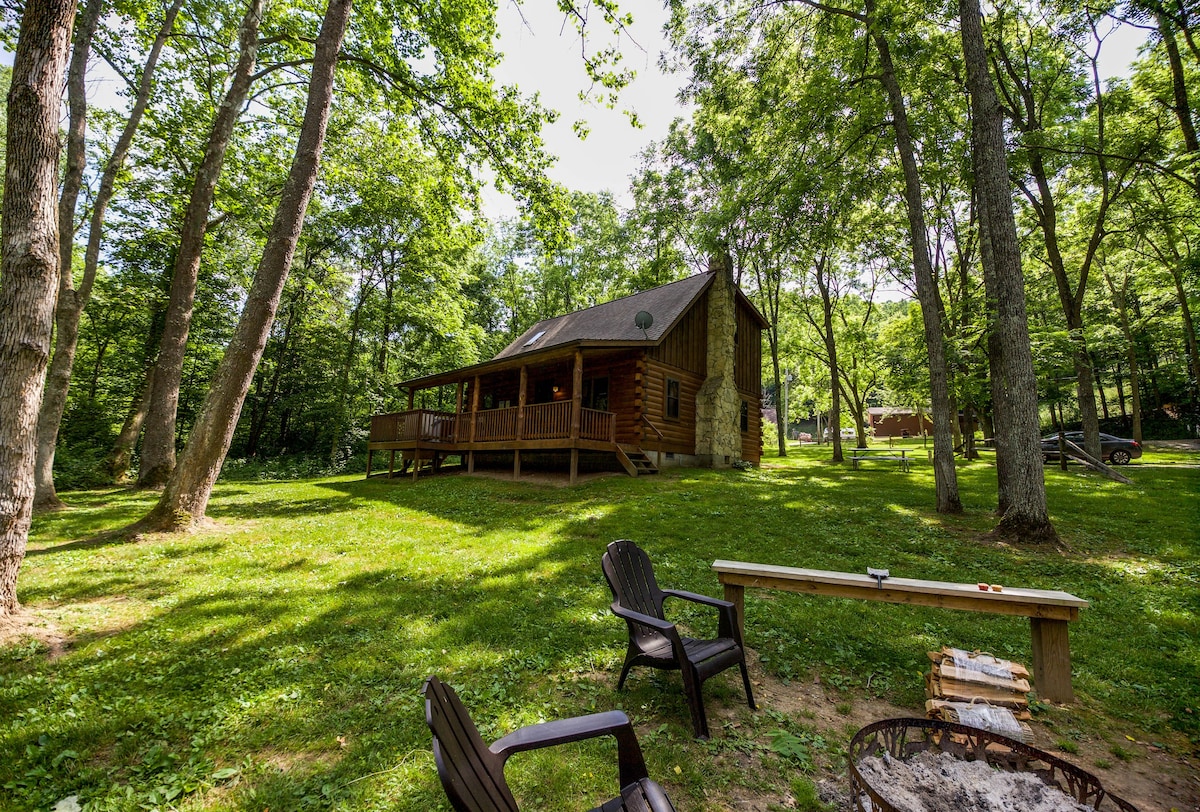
[5,452,1197,809]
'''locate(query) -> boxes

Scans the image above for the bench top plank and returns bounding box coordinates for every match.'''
[711,560,1087,621]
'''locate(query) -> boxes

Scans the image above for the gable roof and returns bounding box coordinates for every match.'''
[396,271,768,390]
[493,273,713,360]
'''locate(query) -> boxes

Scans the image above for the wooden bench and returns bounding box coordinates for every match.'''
[711,560,1089,703]
[850,448,910,472]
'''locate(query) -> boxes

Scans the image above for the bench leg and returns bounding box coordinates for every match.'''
[1030,618,1074,703]
[723,582,746,643]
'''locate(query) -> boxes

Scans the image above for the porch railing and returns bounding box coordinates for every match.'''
[370,405,615,445]
[370,410,457,443]
[523,401,571,440]
[580,407,616,442]
[473,406,518,441]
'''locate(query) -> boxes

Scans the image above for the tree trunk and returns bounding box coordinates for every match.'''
[138,0,265,488]
[1103,267,1144,444]
[246,293,300,456]
[815,255,843,462]
[34,0,102,512]
[108,366,155,484]
[0,0,77,616]
[136,0,352,531]
[35,0,181,509]
[55,0,102,277]
[959,0,1055,542]
[866,0,961,511]
[1158,11,1200,196]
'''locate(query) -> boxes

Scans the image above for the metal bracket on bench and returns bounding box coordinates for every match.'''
[867,567,890,589]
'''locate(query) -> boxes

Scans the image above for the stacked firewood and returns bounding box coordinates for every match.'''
[925,647,1033,742]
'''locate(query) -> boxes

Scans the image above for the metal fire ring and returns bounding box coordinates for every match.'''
[848,717,1138,812]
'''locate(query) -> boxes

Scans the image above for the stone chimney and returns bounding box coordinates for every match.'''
[695,252,742,467]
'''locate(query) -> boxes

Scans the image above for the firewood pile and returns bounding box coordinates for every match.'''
[925,647,1034,742]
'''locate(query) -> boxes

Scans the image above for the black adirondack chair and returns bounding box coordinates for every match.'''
[423,675,675,812]
[601,539,755,740]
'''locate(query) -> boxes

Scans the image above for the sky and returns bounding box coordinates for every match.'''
[483,2,689,218]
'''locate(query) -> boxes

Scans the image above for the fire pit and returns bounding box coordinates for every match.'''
[848,718,1137,812]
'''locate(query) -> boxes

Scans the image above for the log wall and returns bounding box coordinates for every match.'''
[642,358,704,455]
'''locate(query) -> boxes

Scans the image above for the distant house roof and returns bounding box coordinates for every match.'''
[867,406,925,417]
[494,274,713,360]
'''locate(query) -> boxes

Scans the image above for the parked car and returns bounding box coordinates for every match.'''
[1040,431,1142,465]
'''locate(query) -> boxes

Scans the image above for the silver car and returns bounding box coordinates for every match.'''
[1040,431,1142,465]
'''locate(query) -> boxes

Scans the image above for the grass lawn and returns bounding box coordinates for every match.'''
[2,442,1197,810]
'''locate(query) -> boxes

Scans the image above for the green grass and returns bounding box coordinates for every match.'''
[2,443,1197,810]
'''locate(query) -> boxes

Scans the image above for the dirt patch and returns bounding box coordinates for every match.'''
[708,654,1199,811]
[0,607,70,658]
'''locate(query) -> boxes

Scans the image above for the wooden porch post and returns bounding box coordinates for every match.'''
[517,366,527,440]
[515,366,527,480]
[455,381,464,442]
[407,387,414,410]
[571,350,583,440]
[571,350,583,485]
[468,375,479,473]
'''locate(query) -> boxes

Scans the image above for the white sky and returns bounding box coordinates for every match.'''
[483,1,688,218]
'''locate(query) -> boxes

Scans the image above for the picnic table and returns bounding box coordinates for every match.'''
[850,447,910,471]
[711,560,1089,703]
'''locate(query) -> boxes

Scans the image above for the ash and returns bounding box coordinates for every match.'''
[856,750,1095,812]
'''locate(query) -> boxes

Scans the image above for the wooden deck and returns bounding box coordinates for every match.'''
[366,406,623,480]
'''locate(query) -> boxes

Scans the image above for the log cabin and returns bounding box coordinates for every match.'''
[366,255,767,483]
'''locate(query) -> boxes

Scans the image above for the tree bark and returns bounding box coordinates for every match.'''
[35,0,182,509]
[138,0,265,488]
[0,0,78,616]
[137,0,352,531]
[959,0,1055,542]
[1158,11,1200,196]
[814,252,843,462]
[107,366,156,484]
[865,0,961,511]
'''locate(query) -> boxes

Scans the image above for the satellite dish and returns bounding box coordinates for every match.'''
[634,310,654,331]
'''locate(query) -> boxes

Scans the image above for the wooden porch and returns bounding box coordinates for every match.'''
[367,403,654,483]
[368,348,664,483]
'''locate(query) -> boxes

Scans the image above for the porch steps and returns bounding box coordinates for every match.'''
[617,446,659,476]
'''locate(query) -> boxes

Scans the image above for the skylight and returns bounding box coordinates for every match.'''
[523,330,546,347]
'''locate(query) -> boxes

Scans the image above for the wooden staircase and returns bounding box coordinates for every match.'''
[617,445,659,476]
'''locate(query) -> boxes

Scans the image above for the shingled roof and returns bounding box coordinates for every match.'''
[494,273,713,360]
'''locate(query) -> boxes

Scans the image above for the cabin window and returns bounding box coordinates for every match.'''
[665,377,680,420]
[740,400,749,432]
[584,377,609,411]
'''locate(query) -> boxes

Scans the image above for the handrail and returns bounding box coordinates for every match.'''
[639,415,664,443]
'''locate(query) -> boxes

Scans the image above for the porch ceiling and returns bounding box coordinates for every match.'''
[396,342,646,392]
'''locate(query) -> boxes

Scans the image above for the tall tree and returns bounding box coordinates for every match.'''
[35,0,183,509]
[138,0,266,487]
[959,0,1056,541]
[0,0,78,615]
[861,0,962,511]
[136,0,352,531]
